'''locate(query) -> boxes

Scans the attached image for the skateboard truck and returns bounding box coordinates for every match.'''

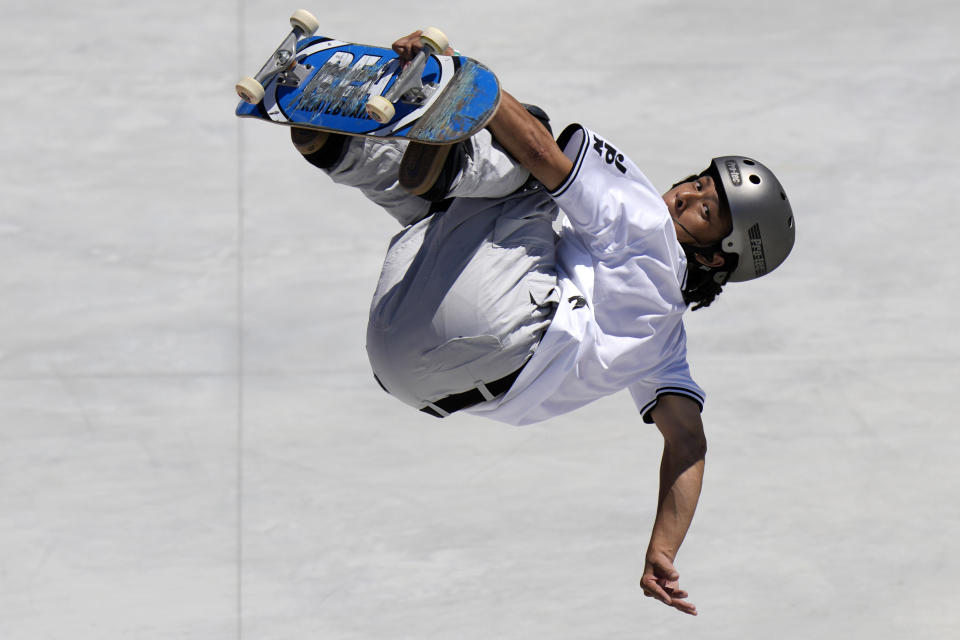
[236,9,320,104]
[365,27,449,124]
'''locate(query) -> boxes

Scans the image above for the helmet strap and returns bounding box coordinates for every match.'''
[674,218,706,247]
[682,242,733,282]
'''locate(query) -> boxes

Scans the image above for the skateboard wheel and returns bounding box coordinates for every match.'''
[419,27,450,55]
[366,95,395,123]
[236,76,265,104]
[290,9,319,35]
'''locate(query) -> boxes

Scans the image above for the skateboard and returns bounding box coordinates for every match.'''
[235,10,501,145]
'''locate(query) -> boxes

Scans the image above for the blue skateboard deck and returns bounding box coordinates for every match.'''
[236,36,500,144]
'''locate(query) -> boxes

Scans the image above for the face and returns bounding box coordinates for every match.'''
[662,174,732,248]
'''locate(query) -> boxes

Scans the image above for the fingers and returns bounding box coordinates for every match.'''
[641,556,697,616]
[640,573,673,604]
[391,31,424,62]
[671,596,698,616]
[652,556,680,582]
[641,578,698,615]
[667,585,689,600]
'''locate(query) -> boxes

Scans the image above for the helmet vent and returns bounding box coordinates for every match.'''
[780,191,786,200]
[787,216,794,229]
[749,174,761,185]
[743,159,756,165]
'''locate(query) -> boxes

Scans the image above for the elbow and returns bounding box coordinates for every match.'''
[671,430,707,457]
[513,125,571,191]
[513,126,555,173]
[665,434,707,471]
[652,395,708,461]
[663,423,707,462]
[691,434,708,461]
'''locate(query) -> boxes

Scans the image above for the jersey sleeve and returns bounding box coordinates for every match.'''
[627,319,705,424]
[548,124,671,255]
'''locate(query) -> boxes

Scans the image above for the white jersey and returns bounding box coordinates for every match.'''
[467,125,705,425]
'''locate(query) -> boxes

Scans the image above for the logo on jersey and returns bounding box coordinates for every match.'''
[747,223,767,277]
[725,160,742,186]
[592,134,627,174]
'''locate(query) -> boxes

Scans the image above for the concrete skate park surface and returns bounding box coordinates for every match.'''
[1,1,957,638]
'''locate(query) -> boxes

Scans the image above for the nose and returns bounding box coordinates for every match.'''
[675,186,701,211]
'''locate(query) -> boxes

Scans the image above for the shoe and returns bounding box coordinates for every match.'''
[290,127,330,155]
[398,142,453,197]
[399,103,550,199]
[290,127,348,170]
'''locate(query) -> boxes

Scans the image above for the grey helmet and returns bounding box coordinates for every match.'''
[711,156,795,282]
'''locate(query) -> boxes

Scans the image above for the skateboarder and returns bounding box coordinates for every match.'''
[289,31,795,616]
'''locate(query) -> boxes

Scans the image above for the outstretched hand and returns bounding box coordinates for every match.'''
[641,551,697,616]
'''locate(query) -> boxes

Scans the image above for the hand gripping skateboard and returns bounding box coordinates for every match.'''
[235,10,501,150]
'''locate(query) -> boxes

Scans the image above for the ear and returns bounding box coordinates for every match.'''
[694,252,726,269]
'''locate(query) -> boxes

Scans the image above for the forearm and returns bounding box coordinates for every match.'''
[641,394,707,614]
[487,90,572,190]
[392,31,571,189]
[648,444,705,562]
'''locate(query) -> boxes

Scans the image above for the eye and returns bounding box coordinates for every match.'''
[702,205,711,219]
[694,181,703,191]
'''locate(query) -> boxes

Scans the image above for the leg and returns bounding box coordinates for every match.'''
[399,103,553,201]
[291,128,432,226]
[290,104,549,226]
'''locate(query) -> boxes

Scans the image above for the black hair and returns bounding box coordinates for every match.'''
[682,245,736,310]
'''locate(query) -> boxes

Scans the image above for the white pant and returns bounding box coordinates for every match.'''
[325,129,533,226]
[324,132,560,410]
